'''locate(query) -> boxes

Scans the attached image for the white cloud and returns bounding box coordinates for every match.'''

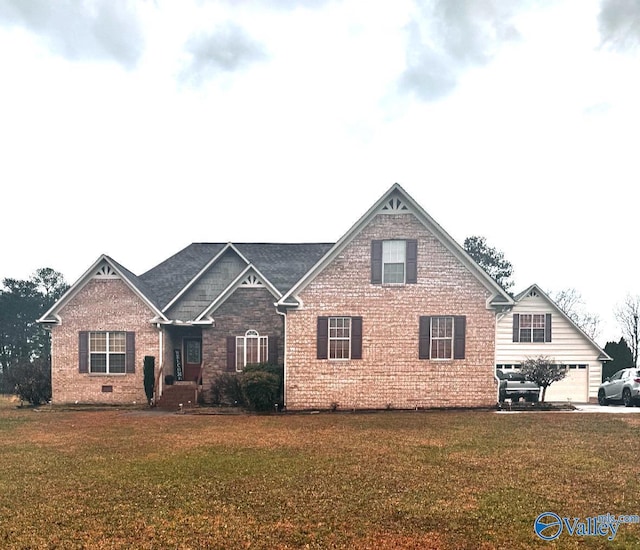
[0,0,146,69]
[599,0,640,51]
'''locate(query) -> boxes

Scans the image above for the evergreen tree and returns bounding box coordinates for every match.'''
[463,235,514,291]
[0,269,68,391]
[602,337,634,381]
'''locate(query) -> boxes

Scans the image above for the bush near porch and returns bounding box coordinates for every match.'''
[210,363,283,411]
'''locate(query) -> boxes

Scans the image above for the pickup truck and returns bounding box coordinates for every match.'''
[497,369,540,403]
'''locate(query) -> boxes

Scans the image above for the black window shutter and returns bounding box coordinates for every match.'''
[125,332,136,373]
[351,317,362,360]
[268,336,279,364]
[226,336,236,371]
[406,239,418,284]
[454,316,466,359]
[371,240,382,284]
[419,316,431,359]
[317,317,328,359]
[512,314,520,342]
[79,331,89,373]
[545,313,552,342]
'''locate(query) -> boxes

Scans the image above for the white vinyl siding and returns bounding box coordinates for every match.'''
[495,291,604,402]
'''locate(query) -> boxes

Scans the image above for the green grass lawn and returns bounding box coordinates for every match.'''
[0,398,639,549]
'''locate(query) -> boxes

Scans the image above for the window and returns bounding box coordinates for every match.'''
[430,317,453,359]
[317,316,363,360]
[235,330,268,371]
[371,240,417,284]
[383,240,406,284]
[78,331,134,374]
[329,317,351,359]
[89,331,126,374]
[419,316,466,360]
[513,313,551,343]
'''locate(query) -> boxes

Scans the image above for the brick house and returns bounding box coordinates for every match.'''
[39,184,513,409]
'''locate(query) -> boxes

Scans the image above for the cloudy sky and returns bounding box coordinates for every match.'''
[1,0,639,344]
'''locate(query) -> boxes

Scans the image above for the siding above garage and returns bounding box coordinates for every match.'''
[495,284,610,402]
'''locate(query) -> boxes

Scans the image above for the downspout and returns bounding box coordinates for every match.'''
[494,308,510,405]
[159,326,163,397]
[276,306,287,410]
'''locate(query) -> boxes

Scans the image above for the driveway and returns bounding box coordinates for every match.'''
[571,403,640,413]
[498,403,640,414]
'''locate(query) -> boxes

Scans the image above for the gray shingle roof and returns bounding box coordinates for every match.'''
[138,242,333,310]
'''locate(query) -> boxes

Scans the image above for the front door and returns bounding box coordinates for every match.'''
[184,339,202,383]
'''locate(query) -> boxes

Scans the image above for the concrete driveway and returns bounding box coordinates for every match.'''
[570,403,640,413]
[498,403,640,413]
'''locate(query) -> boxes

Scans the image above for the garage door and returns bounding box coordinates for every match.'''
[544,365,589,403]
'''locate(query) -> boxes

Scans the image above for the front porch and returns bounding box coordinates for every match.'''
[156,325,205,411]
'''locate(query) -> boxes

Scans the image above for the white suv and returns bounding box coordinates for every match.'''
[598,368,640,407]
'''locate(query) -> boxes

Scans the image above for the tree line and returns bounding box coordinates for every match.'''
[0,268,68,400]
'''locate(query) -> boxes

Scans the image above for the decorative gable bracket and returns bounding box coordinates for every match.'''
[379,195,410,214]
[93,263,119,279]
[241,274,264,288]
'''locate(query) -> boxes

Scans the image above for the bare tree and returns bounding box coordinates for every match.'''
[550,288,601,342]
[521,355,567,403]
[615,294,640,367]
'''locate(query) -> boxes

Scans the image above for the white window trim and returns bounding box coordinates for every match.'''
[430,316,454,360]
[519,313,546,343]
[236,330,268,372]
[382,240,406,285]
[329,317,351,360]
[89,331,126,375]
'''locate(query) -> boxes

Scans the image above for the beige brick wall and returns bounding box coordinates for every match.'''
[50,278,160,405]
[285,213,498,410]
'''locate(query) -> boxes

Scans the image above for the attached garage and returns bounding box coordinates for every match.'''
[495,285,610,404]
[540,365,589,403]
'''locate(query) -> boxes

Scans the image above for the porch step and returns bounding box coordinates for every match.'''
[157,383,198,412]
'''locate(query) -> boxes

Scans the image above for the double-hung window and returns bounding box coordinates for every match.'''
[382,240,406,284]
[430,317,453,359]
[329,317,351,359]
[317,316,363,360]
[512,313,551,343]
[419,316,466,360]
[89,331,126,374]
[371,239,417,284]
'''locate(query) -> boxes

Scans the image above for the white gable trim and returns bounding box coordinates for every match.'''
[514,284,611,361]
[194,264,282,322]
[277,183,514,309]
[37,254,167,324]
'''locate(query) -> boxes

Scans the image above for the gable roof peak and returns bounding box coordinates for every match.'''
[278,183,514,308]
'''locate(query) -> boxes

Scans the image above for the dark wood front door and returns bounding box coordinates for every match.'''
[184,339,202,383]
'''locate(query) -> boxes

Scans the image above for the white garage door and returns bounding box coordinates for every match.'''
[544,365,589,403]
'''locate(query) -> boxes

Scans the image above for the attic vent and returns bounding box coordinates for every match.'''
[381,196,409,213]
[528,290,539,298]
[94,263,119,279]
[241,274,263,287]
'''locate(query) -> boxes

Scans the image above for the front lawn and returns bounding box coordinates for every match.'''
[0,398,638,549]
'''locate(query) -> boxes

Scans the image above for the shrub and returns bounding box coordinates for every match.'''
[241,370,280,412]
[143,356,155,406]
[242,363,283,411]
[210,372,245,406]
[209,364,284,411]
[8,357,51,406]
